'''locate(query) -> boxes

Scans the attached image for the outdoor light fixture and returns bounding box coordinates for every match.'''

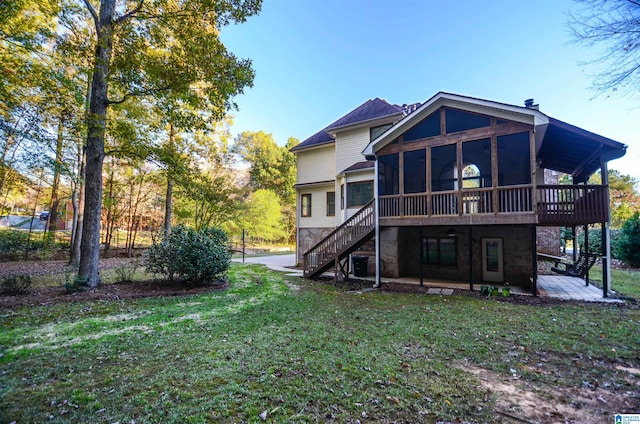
[446,228,456,237]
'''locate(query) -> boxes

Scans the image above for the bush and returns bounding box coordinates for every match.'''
[114,260,139,282]
[0,274,32,295]
[614,213,640,267]
[63,274,89,293]
[145,225,231,284]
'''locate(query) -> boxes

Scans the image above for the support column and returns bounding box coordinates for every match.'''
[374,159,381,288]
[531,224,538,296]
[584,224,589,286]
[572,226,577,262]
[419,227,424,287]
[601,159,611,298]
[469,226,474,291]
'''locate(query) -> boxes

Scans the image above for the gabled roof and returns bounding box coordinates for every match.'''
[289,128,333,153]
[290,98,403,153]
[326,98,403,132]
[362,91,547,156]
[362,91,626,181]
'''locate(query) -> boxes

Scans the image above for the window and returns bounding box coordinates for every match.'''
[301,194,312,217]
[326,191,335,216]
[462,138,491,188]
[347,181,373,207]
[423,237,457,266]
[403,149,426,193]
[370,124,392,140]
[340,184,345,210]
[379,154,399,195]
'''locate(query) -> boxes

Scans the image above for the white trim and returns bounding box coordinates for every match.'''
[362,92,550,157]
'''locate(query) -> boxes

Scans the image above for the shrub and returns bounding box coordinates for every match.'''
[0,274,32,295]
[63,274,89,293]
[145,225,231,284]
[614,213,640,267]
[114,260,139,282]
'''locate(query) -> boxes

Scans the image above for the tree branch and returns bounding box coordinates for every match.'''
[115,0,145,25]
[107,84,174,105]
[82,0,98,29]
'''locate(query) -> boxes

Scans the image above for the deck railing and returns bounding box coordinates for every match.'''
[536,185,608,225]
[380,184,608,225]
[380,185,534,217]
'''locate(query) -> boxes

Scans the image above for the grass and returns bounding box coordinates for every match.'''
[1,264,639,423]
[587,265,640,299]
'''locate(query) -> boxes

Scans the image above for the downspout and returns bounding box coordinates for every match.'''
[374,158,381,288]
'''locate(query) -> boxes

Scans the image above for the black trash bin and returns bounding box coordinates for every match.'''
[352,255,369,277]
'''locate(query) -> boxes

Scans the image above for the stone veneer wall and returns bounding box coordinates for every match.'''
[382,225,534,288]
[536,227,561,256]
[297,227,334,262]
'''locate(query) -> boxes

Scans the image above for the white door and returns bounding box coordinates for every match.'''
[482,238,504,283]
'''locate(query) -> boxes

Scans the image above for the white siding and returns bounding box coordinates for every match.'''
[296,144,335,184]
[335,127,370,175]
[298,185,336,229]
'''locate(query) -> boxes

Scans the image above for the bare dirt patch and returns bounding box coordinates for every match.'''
[459,361,639,423]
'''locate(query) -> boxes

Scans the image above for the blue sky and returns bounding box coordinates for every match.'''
[221,0,639,180]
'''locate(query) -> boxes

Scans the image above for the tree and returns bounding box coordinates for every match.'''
[614,212,640,267]
[233,131,298,203]
[590,169,640,227]
[239,189,285,242]
[76,0,261,287]
[233,131,298,242]
[569,0,640,95]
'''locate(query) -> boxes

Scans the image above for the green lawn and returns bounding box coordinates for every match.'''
[588,265,640,299]
[1,264,639,423]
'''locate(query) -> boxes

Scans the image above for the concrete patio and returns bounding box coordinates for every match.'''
[536,275,622,303]
[234,254,623,303]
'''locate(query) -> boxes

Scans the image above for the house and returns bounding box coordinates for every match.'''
[292,92,626,296]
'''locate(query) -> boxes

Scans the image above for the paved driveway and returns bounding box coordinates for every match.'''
[233,253,302,276]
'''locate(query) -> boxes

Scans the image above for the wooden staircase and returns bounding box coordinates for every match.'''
[303,200,375,279]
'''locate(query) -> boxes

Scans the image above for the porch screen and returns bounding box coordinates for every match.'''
[403,112,440,142]
[462,138,491,188]
[431,144,457,192]
[404,149,426,193]
[497,132,530,186]
[378,154,399,195]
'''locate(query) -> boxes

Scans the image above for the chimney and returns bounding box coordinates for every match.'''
[524,98,539,110]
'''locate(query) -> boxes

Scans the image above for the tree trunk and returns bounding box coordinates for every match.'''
[163,122,175,237]
[164,179,172,236]
[47,113,65,235]
[78,0,117,287]
[69,144,85,267]
[103,157,115,254]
